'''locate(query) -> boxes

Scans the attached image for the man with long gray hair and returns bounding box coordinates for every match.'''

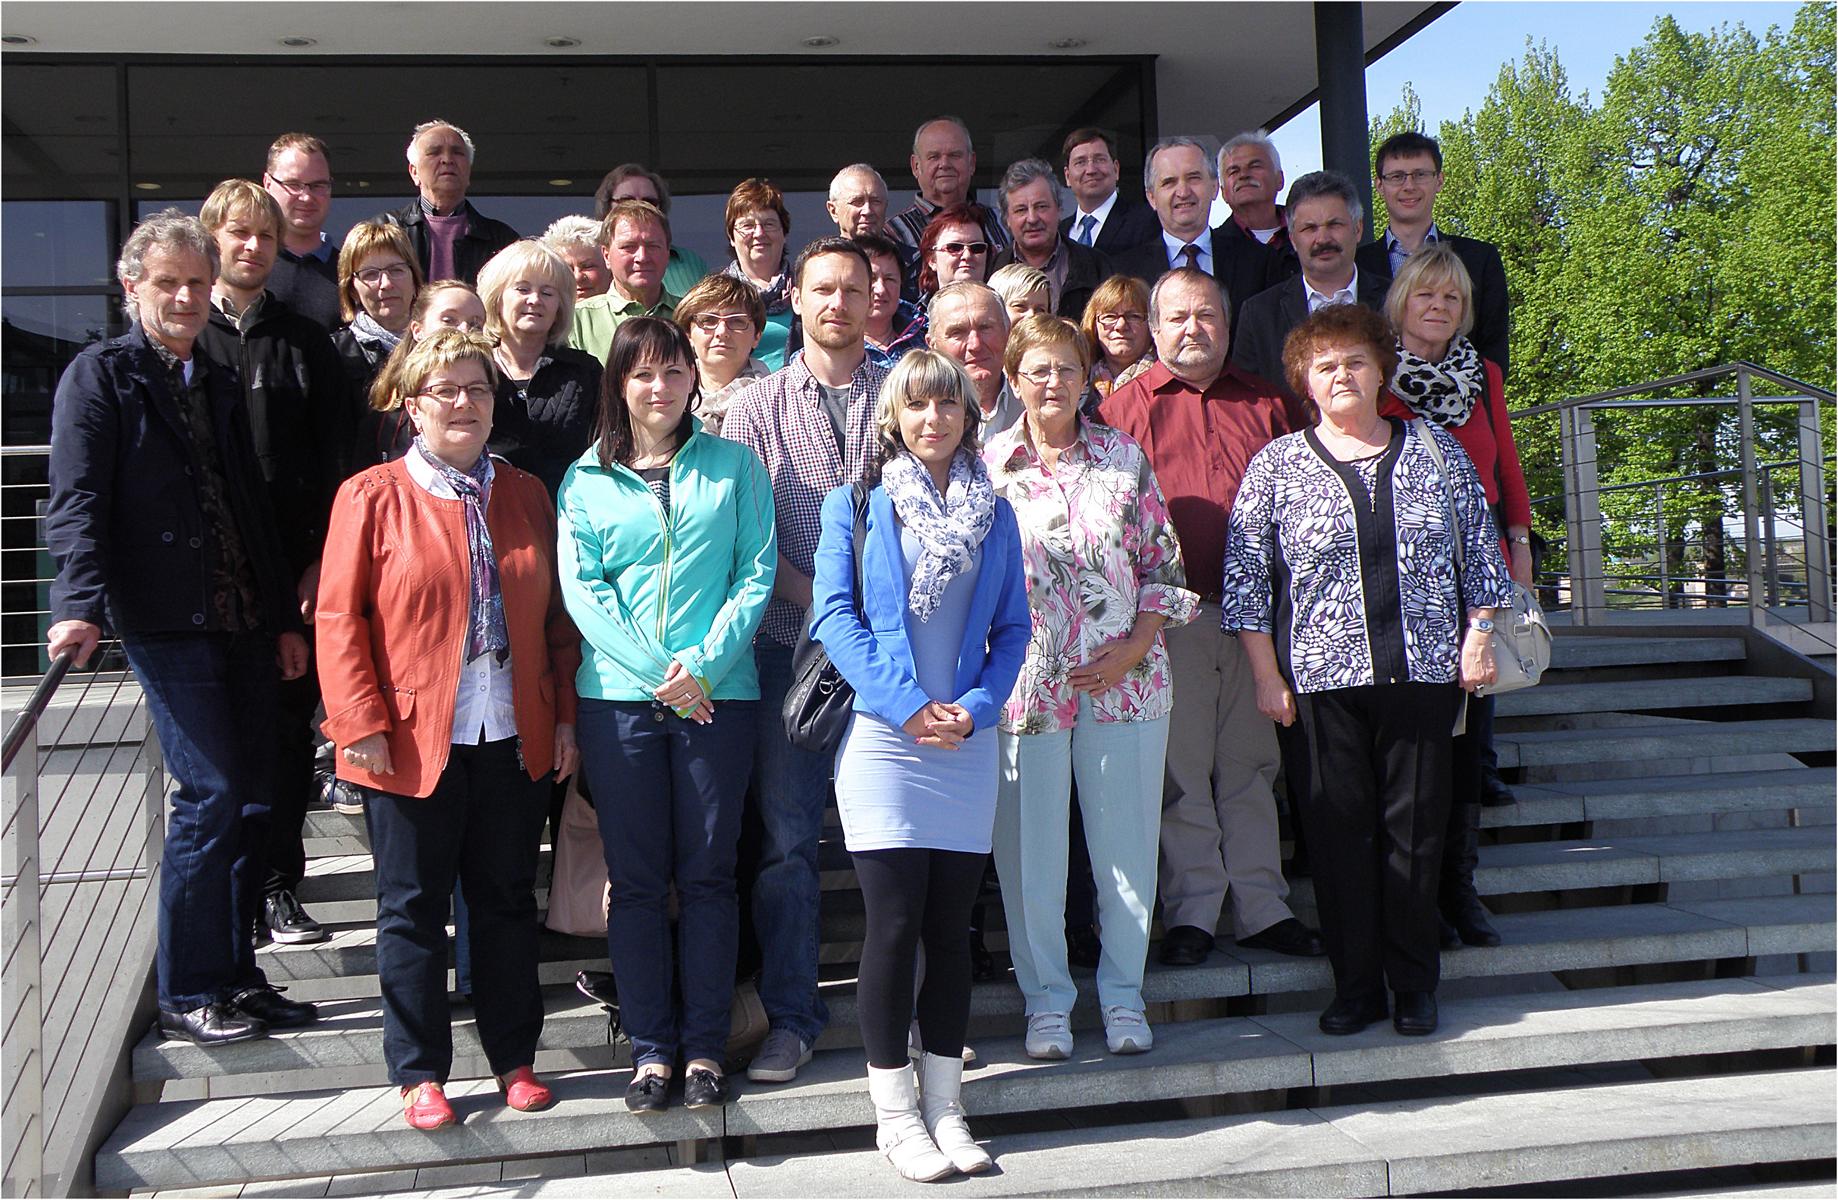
[45,210,311,1046]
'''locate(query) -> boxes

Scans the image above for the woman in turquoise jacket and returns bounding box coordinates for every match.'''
[557,317,775,1114]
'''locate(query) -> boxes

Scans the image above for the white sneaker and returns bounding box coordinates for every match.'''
[1103,1005,1152,1054]
[1024,1011,1073,1060]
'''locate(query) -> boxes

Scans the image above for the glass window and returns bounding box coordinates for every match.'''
[0,65,120,200]
[2,202,118,289]
[3,295,118,448]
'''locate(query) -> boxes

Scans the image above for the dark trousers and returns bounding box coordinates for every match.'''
[262,670,319,895]
[122,632,278,1011]
[1443,695,1490,911]
[365,737,548,1086]
[853,848,986,1069]
[1293,682,1459,1000]
[577,698,756,1068]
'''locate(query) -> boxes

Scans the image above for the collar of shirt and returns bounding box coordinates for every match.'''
[992,412,1090,472]
[418,195,470,219]
[1076,189,1120,229]
[213,290,267,330]
[405,445,497,501]
[297,232,337,263]
[1385,222,1440,273]
[1233,205,1287,242]
[1304,266,1360,312]
[1161,228,1210,273]
[786,347,876,402]
[605,287,678,317]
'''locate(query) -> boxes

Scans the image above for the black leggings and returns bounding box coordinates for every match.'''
[852,847,986,1069]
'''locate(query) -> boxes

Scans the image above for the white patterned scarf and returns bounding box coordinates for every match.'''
[1390,336,1485,427]
[879,449,996,622]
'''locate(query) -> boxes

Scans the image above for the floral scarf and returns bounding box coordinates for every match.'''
[880,449,996,622]
[1390,335,1485,427]
[350,310,404,362]
[722,256,792,315]
[413,436,508,662]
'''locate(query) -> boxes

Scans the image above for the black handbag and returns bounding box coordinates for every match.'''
[782,484,870,753]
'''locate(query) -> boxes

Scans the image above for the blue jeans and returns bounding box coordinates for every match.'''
[578,698,755,1067]
[366,738,548,1086]
[747,639,831,1043]
[121,631,278,1011]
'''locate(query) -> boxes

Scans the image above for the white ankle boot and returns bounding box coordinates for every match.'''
[918,1051,992,1174]
[866,1063,955,1181]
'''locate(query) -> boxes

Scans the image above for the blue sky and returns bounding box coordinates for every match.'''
[1264,1,1805,185]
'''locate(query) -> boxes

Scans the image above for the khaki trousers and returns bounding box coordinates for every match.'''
[1158,605,1293,939]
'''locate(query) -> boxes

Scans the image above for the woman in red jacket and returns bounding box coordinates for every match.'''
[316,329,580,1130]
[1380,243,1533,953]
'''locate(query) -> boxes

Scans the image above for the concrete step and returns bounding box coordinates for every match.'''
[141,898,1838,1085]
[1471,826,1834,895]
[1483,767,1836,828]
[95,979,1836,1192]
[1495,675,1812,718]
[1493,718,1833,770]
[1545,635,1747,671]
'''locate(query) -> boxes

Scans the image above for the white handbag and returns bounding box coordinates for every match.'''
[1410,420,1551,696]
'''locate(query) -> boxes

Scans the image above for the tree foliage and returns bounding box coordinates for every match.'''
[1368,4,1836,604]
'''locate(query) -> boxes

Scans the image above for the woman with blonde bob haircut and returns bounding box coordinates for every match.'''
[475,240,601,495]
[986,314,1195,1062]
[317,328,581,1131]
[810,349,1029,1181]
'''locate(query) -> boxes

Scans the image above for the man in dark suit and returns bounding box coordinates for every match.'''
[1058,126,1161,256]
[1358,131,1511,375]
[377,119,517,288]
[992,158,1111,320]
[1111,136,1277,332]
[1216,130,1299,284]
[1231,171,1389,396]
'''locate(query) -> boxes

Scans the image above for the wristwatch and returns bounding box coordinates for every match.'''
[1509,534,1532,545]
[1469,617,1496,633]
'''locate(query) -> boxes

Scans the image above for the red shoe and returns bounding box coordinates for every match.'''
[498,1066,555,1112]
[402,1081,455,1130]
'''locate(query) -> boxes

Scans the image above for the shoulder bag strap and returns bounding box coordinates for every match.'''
[849,483,870,619]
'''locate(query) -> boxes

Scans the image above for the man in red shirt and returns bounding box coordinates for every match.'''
[1098,268,1324,967]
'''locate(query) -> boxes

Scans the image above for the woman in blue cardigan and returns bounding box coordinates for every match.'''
[809,349,1030,1182]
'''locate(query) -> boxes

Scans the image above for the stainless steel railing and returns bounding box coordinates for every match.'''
[2,644,164,1197]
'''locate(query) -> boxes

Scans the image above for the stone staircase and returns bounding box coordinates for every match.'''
[96,631,1837,1197]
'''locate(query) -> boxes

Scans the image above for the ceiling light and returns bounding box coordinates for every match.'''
[801,35,839,48]
[133,182,161,191]
[545,36,581,48]
[2,34,37,46]
[549,179,573,187]
[278,36,317,47]
[1048,37,1087,50]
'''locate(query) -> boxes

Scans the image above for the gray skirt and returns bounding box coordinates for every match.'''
[833,710,998,855]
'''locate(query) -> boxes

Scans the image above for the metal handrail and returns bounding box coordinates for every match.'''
[1513,361,1836,419]
[1,651,74,771]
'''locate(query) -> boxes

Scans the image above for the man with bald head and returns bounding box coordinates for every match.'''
[1112,136,1279,334]
[378,118,517,286]
[888,116,1009,300]
[826,164,889,239]
[1098,267,1322,969]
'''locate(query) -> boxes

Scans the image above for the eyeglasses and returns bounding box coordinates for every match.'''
[733,218,783,236]
[267,175,334,197]
[939,241,989,257]
[419,383,494,404]
[356,264,413,286]
[1096,312,1146,328]
[691,313,756,333]
[1379,169,1439,186]
[1017,365,1084,386]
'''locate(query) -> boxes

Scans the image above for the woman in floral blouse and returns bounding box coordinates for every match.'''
[984,314,1197,1062]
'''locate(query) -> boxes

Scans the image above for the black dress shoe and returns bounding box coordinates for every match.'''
[229,984,318,1029]
[1318,993,1388,1035]
[1447,900,1502,948]
[1479,770,1516,808]
[1067,925,1102,969]
[1393,990,1439,1036]
[1439,916,1461,950]
[1158,924,1215,966]
[1237,917,1325,957]
[682,1066,730,1109]
[159,1002,268,1045]
[626,1070,671,1113]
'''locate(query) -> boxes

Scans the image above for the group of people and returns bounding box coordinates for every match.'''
[43,109,1532,1179]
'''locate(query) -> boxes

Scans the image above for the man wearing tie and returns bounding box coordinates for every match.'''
[1111,137,1277,335]
[1059,127,1160,256]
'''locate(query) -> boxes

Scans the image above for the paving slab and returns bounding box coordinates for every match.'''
[1320,1067,1838,1194]
[1546,636,1746,670]
[1494,719,1833,770]
[1484,769,1837,831]
[1668,896,1838,957]
[1495,675,1811,718]
[418,1162,734,1198]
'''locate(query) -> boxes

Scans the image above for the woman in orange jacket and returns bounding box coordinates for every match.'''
[316,328,581,1130]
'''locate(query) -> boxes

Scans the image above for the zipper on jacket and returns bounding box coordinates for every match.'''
[642,455,678,643]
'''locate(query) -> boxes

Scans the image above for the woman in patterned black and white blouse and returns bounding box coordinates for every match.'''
[1219,303,1512,1041]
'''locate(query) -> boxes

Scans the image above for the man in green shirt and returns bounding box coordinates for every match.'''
[569,199,681,364]
[593,164,710,299]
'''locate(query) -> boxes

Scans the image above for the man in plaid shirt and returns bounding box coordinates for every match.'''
[722,236,887,1084]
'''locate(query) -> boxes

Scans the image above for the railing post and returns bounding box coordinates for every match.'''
[1562,403,1607,624]
[1655,483,1669,608]
[3,720,47,1198]
[1796,397,1834,622]
[1761,470,1780,607]
[1736,367,1766,626]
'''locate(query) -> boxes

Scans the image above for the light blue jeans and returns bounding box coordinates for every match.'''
[993,698,1168,1015]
